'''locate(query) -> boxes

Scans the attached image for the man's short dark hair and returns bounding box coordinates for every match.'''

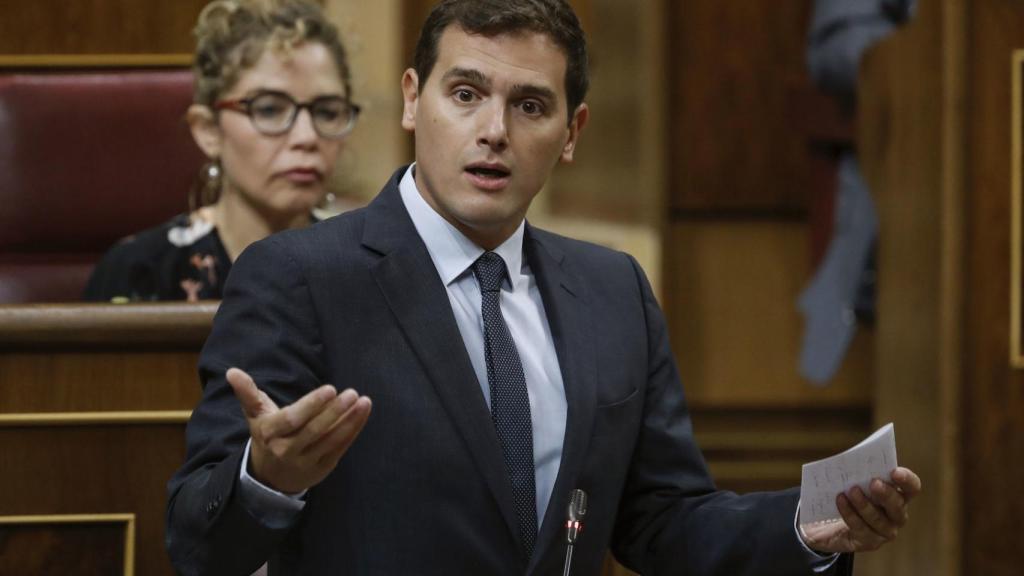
[413,0,589,121]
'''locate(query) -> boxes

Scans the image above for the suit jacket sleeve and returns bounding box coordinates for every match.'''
[165,235,325,576]
[610,254,851,576]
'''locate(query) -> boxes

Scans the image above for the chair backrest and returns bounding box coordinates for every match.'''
[0,68,205,303]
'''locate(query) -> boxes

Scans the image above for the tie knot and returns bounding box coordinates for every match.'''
[472,252,507,293]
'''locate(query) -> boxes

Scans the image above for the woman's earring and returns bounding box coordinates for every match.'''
[189,159,223,211]
[201,159,223,207]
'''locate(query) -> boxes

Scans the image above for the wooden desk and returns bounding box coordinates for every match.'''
[0,303,215,576]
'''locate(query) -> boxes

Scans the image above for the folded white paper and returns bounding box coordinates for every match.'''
[799,422,897,526]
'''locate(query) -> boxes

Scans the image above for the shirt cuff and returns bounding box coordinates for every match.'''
[237,438,307,529]
[795,501,840,573]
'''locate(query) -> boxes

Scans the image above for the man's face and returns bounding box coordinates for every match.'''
[401,26,588,249]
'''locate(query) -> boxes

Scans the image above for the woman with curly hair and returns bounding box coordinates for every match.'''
[85,0,358,302]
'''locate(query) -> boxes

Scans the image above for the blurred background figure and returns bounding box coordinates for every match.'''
[83,0,359,302]
[798,0,915,383]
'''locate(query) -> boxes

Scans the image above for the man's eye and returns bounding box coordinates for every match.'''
[455,89,476,103]
[520,101,543,115]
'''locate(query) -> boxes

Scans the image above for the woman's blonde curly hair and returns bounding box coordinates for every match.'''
[192,0,353,107]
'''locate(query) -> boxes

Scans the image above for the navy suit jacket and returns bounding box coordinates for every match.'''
[166,168,851,575]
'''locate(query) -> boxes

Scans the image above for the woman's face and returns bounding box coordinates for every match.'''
[215,42,348,219]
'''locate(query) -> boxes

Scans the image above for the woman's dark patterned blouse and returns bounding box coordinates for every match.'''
[83,214,232,302]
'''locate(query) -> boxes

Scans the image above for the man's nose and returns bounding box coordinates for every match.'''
[476,101,509,151]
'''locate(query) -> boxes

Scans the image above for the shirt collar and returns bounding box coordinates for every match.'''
[399,164,525,288]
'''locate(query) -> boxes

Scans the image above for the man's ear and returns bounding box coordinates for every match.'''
[401,68,420,133]
[559,103,589,163]
[187,104,222,159]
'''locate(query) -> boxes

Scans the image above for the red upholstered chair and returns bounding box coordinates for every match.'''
[0,68,205,303]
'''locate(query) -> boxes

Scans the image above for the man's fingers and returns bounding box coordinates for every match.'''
[837,493,886,551]
[227,367,275,419]
[870,478,909,526]
[310,395,372,466]
[847,486,898,540]
[259,383,339,439]
[286,389,360,452]
[891,467,922,503]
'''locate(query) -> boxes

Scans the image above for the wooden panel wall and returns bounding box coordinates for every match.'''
[324,0,408,203]
[0,426,188,575]
[0,0,208,56]
[667,221,872,408]
[0,517,129,575]
[857,4,963,568]
[547,0,664,225]
[965,1,1024,573]
[860,1,1024,569]
[668,1,815,212]
[855,0,1024,572]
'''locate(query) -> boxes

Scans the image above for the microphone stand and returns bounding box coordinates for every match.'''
[562,543,576,576]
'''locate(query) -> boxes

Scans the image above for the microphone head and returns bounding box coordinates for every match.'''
[568,489,588,521]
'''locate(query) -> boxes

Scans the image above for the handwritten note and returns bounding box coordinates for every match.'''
[799,422,897,526]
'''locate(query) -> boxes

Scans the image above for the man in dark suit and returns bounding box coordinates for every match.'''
[166,1,920,574]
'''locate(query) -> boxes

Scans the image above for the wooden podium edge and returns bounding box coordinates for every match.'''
[0,302,217,347]
[0,411,192,427]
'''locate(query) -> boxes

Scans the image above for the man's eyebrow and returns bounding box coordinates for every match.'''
[439,67,558,103]
[440,67,490,88]
[511,83,557,103]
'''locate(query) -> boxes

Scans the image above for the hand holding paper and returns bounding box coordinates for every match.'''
[801,423,898,525]
[798,423,922,554]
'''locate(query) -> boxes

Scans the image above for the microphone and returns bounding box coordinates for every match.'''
[563,489,587,576]
[566,489,587,543]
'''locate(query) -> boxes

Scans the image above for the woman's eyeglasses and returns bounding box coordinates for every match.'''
[214,90,360,139]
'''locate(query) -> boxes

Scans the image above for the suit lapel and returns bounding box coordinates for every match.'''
[361,174,522,546]
[523,227,598,574]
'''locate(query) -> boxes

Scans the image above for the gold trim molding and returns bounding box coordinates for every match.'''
[0,513,135,576]
[1012,50,1024,368]
[0,53,191,68]
[0,411,191,427]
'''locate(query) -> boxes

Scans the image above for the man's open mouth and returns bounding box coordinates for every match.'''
[466,166,510,179]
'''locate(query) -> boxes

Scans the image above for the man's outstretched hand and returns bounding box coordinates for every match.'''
[227,367,372,495]
[801,467,922,555]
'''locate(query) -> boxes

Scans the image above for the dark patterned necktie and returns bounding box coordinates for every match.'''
[471,251,537,558]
